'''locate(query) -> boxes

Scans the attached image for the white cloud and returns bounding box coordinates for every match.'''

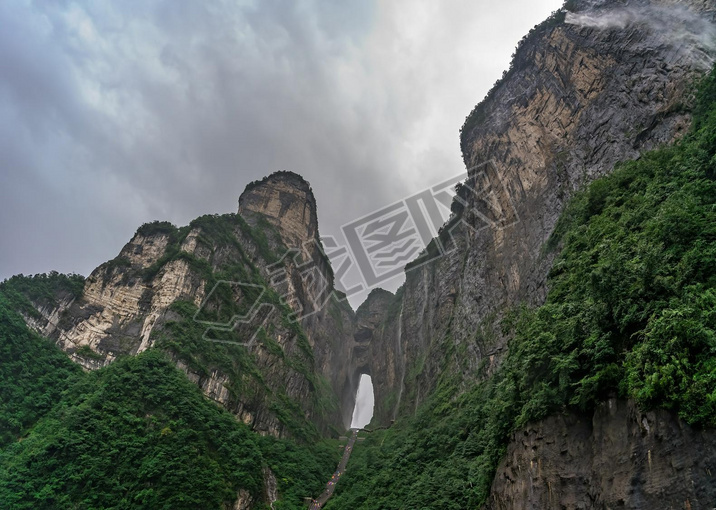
[0,0,563,300]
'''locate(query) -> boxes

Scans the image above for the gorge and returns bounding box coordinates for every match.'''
[2,0,716,508]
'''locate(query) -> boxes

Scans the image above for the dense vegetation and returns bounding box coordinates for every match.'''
[155,297,337,443]
[0,292,82,447]
[1,271,84,319]
[0,297,339,509]
[326,70,716,509]
[0,221,340,508]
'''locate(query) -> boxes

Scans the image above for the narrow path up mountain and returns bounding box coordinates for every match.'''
[309,428,359,509]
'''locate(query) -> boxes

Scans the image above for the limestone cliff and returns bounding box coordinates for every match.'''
[488,399,716,509]
[353,0,716,425]
[239,171,319,250]
[347,288,400,426]
[18,171,354,438]
[335,0,716,505]
[238,172,358,430]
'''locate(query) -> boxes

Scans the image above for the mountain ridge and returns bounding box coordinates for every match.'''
[3,0,716,507]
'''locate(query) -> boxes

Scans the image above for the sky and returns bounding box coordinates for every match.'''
[350,374,374,429]
[0,0,564,306]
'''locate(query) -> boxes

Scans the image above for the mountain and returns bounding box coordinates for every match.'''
[8,170,359,439]
[358,0,716,427]
[324,0,716,507]
[0,171,353,508]
[2,0,716,508]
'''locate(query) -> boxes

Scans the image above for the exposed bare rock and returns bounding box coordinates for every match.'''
[17,173,355,438]
[339,288,396,426]
[50,241,204,368]
[238,171,357,430]
[239,171,318,250]
[488,399,716,509]
[263,466,279,508]
[228,489,254,510]
[359,0,716,425]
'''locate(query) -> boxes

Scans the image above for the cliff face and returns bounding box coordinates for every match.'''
[19,171,354,438]
[339,0,716,506]
[239,172,356,430]
[239,172,319,250]
[24,230,206,369]
[358,0,716,425]
[348,289,400,425]
[488,399,716,509]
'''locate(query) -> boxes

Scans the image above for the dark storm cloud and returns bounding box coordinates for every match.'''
[0,0,563,300]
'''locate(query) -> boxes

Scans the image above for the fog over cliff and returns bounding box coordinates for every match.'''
[566,2,716,66]
[0,0,561,294]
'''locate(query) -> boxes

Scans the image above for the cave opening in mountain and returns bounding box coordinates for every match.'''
[350,374,374,429]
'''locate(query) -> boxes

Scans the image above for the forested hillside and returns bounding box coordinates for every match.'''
[0,280,340,509]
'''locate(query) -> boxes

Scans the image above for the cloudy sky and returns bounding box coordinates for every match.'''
[0,0,563,302]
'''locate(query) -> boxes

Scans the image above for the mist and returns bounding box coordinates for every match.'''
[565,2,716,69]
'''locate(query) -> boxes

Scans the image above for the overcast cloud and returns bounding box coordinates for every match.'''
[0,0,563,304]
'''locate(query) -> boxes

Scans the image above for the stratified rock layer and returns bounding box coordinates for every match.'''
[239,171,319,249]
[20,171,355,438]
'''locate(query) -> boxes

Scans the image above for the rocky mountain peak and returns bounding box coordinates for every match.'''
[355,288,394,320]
[238,171,319,250]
